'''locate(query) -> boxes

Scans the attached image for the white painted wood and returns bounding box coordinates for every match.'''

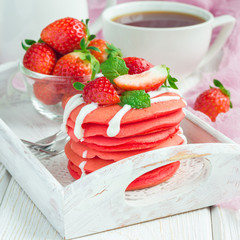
[0,177,212,240]
[0,178,61,240]
[1,106,240,238]
[1,67,240,239]
[0,163,11,204]
[211,206,240,240]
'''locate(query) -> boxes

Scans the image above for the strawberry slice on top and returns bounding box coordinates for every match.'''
[113,65,169,91]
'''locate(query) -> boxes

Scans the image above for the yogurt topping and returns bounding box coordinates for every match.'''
[74,102,98,140]
[79,161,87,177]
[107,104,132,137]
[62,94,84,132]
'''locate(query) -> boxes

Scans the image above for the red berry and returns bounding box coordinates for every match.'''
[52,52,92,94]
[83,77,120,105]
[123,57,154,75]
[194,80,232,122]
[33,81,63,105]
[23,43,57,74]
[53,52,91,77]
[88,39,109,63]
[41,17,86,55]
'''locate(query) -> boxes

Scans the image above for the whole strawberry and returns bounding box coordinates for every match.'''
[194,79,232,122]
[88,39,122,63]
[52,51,99,94]
[82,77,120,105]
[22,40,57,74]
[123,57,154,75]
[53,52,92,77]
[41,17,86,55]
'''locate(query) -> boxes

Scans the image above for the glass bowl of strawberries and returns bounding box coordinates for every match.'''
[19,62,91,120]
[19,17,105,120]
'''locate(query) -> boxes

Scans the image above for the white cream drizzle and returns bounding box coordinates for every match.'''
[178,127,187,144]
[74,102,98,140]
[148,87,182,98]
[82,150,88,158]
[107,104,132,137]
[150,95,180,104]
[79,161,87,177]
[61,94,84,132]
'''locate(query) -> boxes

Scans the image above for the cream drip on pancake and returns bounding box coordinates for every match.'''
[82,150,88,158]
[107,104,131,137]
[74,102,98,140]
[79,161,87,177]
[62,94,84,132]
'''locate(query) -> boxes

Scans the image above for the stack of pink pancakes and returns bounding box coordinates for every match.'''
[64,90,187,191]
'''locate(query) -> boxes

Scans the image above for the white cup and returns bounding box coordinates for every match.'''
[0,0,116,63]
[102,1,235,79]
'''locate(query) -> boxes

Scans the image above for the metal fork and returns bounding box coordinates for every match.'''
[21,130,67,148]
[27,136,70,160]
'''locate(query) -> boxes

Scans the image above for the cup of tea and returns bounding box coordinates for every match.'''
[102,1,235,79]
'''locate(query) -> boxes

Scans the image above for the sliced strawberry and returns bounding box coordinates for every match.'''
[123,57,154,75]
[113,65,168,91]
[82,77,120,105]
[23,42,57,75]
[41,17,86,55]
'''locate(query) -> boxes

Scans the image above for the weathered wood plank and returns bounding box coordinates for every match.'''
[211,205,240,240]
[0,178,213,240]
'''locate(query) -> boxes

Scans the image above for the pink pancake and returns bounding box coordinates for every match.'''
[81,126,178,146]
[70,134,184,161]
[80,131,178,152]
[67,109,185,139]
[69,92,186,126]
[126,161,180,191]
[65,141,114,171]
[67,159,180,191]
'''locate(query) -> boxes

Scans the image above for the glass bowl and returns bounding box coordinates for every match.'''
[19,62,91,120]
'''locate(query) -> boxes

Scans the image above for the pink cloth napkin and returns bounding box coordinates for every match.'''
[88,0,240,210]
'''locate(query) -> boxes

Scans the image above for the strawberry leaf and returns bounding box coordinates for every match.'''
[80,38,87,51]
[21,39,37,51]
[87,46,101,52]
[213,79,223,88]
[25,39,36,45]
[162,67,178,89]
[101,55,129,82]
[73,82,85,91]
[212,79,233,108]
[88,34,96,41]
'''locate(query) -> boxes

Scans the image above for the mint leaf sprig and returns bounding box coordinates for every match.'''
[101,55,129,82]
[119,90,151,109]
[162,67,178,89]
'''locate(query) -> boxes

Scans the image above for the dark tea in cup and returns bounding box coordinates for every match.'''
[112,11,205,28]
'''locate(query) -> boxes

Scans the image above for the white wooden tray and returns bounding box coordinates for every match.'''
[0,69,240,239]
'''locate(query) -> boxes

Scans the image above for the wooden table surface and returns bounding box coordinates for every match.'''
[0,63,240,240]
